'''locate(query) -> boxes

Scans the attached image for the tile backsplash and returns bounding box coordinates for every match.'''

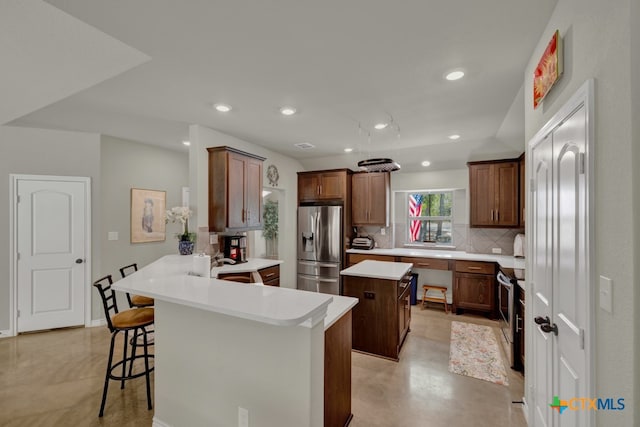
[461,226,524,256]
[371,224,523,255]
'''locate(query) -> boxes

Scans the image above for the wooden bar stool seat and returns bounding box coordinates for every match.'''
[421,284,449,314]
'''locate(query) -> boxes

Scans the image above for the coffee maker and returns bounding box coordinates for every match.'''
[222,235,247,263]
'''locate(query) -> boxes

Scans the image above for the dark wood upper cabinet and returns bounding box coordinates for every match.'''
[351,172,390,226]
[519,153,525,227]
[297,169,351,203]
[468,159,519,228]
[208,146,265,231]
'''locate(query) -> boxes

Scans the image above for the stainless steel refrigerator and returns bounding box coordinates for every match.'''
[297,205,342,295]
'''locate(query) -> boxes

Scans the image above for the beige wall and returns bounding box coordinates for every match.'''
[0,125,101,331]
[188,125,305,289]
[0,127,190,332]
[630,0,640,417]
[99,136,189,305]
[524,0,637,424]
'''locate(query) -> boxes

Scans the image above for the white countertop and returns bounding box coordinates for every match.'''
[113,255,332,328]
[347,248,526,270]
[211,258,283,278]
[324,294,359,330]
[340,260,413,281]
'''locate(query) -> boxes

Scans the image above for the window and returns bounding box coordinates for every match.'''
[407,192,453,244]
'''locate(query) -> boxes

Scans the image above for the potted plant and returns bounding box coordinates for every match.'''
[166,206,196,255]
[262,200,278,258]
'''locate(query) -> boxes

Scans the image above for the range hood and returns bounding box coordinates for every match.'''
[357,158,401,172]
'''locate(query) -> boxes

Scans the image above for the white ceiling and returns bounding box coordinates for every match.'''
[10,0,557,173]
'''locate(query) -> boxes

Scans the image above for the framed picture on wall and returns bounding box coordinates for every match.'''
[131,188,166,243]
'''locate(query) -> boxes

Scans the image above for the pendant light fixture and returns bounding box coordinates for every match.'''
[357,114,401,172]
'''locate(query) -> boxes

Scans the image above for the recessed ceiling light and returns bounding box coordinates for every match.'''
[445,70,465,81]
[421,160,431,167]
[214,103,232,113]
[344,148,353,153]
[280,106,297,116]
[448,134,461,140]
[182,140,191,146]
[374,123,389,130]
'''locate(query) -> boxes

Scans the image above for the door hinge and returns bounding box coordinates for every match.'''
[530,178,536,192]
[17,252,20,261]
[580,328,585,350]
[579,152,586,174]
[17,195,21,203]
[17,309,20,318]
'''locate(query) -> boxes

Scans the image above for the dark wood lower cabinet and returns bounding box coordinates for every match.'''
[343,275,410,361]
[452,261,496,318]
[324,311,353,427]
[258,265,280,286]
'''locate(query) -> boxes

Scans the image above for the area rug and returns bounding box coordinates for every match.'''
[448,321,509,386]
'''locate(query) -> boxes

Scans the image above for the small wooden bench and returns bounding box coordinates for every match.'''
[421,285,449,314]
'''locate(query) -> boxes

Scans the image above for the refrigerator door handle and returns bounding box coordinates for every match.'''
[298,274,338,283]
[314,211,320,258]
[298,260,339,269]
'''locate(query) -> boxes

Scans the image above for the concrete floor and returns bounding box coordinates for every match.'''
[0,305,526,427]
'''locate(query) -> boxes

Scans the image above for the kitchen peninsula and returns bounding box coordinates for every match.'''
[114,255,358,427]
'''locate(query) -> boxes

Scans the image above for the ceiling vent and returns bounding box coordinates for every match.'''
[294,142,315,150]
[357,158,401,172]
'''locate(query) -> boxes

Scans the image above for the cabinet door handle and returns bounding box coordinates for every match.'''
[491,210,494,221]
[496,210,499,221]
[417,263,431,267]
[265,273,275,278]
[467,266,482,271]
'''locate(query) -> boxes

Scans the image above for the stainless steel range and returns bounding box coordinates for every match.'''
[497,267,524,371]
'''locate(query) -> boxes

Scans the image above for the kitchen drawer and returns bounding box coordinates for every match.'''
[348,253,396,265]
[455,260,496,275]
[263,277,280,287]
[399,257,449,271]
[218,271,252,280]
[258,265,280,282]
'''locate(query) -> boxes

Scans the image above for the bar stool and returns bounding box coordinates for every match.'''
[421,284,449,314]
[120,263,154,308]
[93,275,154,417]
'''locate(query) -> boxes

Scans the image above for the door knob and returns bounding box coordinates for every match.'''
[540,323,559,336]
[75,258,84,264]
[534,315,550,325]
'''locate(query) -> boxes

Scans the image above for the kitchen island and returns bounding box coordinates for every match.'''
[114,255,357,427]
[340,260,413,361]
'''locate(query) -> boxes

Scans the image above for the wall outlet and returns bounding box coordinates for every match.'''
[107,231,118,241]
[209,233,218,244]
[380,228,386,235]
[492,248,502,254]
[238,407,249,427]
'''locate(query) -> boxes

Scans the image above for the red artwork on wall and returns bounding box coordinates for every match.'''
[533,30,563,109]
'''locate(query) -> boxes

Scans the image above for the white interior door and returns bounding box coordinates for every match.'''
[16,177,89,333]
[552,105,588,427]
[529,81,592,427]
[531,133,554,427]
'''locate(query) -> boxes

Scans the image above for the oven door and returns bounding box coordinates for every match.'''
[497,271,514,344]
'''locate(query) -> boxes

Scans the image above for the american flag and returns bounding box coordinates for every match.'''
[409,194,423,242]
